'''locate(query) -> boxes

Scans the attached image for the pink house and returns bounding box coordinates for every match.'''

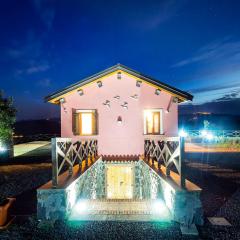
[46,64,192,157]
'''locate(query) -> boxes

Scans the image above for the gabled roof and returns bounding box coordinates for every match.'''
[45,63,193,103]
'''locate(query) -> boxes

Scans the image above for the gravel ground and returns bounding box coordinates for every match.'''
[0,151,240,239]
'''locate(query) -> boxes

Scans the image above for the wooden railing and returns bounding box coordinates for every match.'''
[144,136,186,188]
[51,138,98,188]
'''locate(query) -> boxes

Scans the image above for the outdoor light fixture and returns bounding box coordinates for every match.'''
[155,89,161,95]
[0,142,6,152]
[97,81,102,88]
[200,130,208,137]
[206,133,214,141]
[165,109,169,114]
[59,98,65,103]
[172,97,178,103]
[136,80,142,87]
[77,89,84,96]
[179,129,188,137]
[117,71,121,79]
[117,116,122,124]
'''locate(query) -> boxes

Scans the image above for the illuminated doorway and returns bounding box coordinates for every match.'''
[106,164,133,199]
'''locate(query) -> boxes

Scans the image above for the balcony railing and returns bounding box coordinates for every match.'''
[144,136,186,188]
[51,138,98,188]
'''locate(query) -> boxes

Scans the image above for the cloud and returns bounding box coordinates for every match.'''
[172,37,240,68]
[32,0,56,30]
[37,78,51,87]
[214,89,240,102]
[26,64,50,74]
[189,82,240,94]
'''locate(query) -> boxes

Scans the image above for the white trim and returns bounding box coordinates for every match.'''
[76,109,95,113]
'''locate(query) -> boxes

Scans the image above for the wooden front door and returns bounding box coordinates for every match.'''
[106,165,133,199]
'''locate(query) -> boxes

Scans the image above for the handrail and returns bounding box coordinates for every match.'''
[144,136,186,188]
[51,138,98,188]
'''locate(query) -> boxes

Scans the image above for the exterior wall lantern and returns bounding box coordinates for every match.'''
[77,89,84,96]
[97,81,103,88]
[136,80,142,87]
[117,71,121,79]
[155,89,161,95]
[59,98,65,103]
[117,116,122,124]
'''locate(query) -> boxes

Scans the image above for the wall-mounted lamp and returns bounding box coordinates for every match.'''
[136,80,142,87]
[77,89,84,96]
[117,71,121,79]
[117,116,122,124]
[155,89,161,95]
[172,97,179,103]
[59,98,65,103]
[97,81,102,88]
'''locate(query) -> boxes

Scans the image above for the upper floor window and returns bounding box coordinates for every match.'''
[143,109,163,135]
[72,109,98,136]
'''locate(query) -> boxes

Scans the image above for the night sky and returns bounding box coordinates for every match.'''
[0,0,240,120]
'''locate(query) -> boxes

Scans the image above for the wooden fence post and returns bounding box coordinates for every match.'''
[180,136,186,188]
[51,138,58,188]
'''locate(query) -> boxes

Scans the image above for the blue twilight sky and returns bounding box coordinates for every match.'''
[0,0,240,120]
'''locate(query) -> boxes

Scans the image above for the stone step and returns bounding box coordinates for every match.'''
[69,199,172,222]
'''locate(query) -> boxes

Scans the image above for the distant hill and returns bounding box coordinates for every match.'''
[179,113,240,130]
[14,118,60,136]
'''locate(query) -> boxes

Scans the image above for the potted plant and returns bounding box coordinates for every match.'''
[0,195,15,227]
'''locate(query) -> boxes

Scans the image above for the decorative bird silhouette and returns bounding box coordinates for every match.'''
[114,95,120,100]
[130,94,138,100]
[121,102,128,109]
[103,100,110,108]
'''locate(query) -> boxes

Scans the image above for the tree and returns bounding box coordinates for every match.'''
[0,91,16,155]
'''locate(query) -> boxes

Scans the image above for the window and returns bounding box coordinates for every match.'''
[72,109,98,136]
[144,109,163,135]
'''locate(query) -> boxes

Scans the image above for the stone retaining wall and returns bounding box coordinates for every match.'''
[138,160,203,227]
[37,157,105,220]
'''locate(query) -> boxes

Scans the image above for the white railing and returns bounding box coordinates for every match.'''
[144,136,186,188]
[187,130,240,138]
[51,138,98,188]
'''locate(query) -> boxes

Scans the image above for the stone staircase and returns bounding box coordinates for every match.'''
[69,199,172,222]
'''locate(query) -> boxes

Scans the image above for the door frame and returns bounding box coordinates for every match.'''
[105,163,135,199]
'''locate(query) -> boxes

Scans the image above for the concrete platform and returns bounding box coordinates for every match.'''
[69,199,172,222]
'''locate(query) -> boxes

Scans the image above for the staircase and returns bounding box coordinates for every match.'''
[69,199,172,222]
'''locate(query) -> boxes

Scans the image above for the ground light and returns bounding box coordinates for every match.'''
[179,129,188,137]
[74,200,88,214]
[0,142,6,152]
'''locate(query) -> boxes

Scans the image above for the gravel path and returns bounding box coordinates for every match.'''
[0,152,240,239]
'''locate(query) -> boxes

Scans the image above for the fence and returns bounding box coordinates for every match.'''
[51,138,98,188]
[144,136,185,188]
[187,130,240,138]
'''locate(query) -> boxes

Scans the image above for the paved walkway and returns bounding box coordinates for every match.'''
[69,199,172,222]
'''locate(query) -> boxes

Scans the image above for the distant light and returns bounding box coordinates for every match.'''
[155,89,161,95]
[0,142,6,152]
[179,129,188,137]
[206,133,214,141]
[200,130,207,137]
[77,89,84,96]
[0,146,6,152]
[136,80,142,87]
[97,81,102,88]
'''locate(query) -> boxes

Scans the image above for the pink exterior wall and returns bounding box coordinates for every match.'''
[61,72,178,155]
